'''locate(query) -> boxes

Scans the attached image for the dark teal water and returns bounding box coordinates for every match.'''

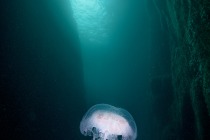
[71,0,151,139]
[0,0,167,140]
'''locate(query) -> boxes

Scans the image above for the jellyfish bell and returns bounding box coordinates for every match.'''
[80,104,137,140]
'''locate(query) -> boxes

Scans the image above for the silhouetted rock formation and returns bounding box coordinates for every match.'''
[148,0,210,139]
[0,1,86,140]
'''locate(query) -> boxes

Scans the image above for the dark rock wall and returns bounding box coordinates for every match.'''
[148,0,210,139]
[168,0,210,139]
[0,1,86,140]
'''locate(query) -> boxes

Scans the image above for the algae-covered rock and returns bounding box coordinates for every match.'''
[148,0,210,139]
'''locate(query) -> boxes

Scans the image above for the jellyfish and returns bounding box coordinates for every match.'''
[80,104,137,140]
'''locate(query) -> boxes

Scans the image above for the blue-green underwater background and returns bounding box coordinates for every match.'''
[0,0,209,140]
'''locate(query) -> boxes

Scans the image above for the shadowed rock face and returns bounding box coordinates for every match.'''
[148,0,210,139]
[0,1,86,140]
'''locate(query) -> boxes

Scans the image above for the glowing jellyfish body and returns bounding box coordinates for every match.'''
[80,104,137,140]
